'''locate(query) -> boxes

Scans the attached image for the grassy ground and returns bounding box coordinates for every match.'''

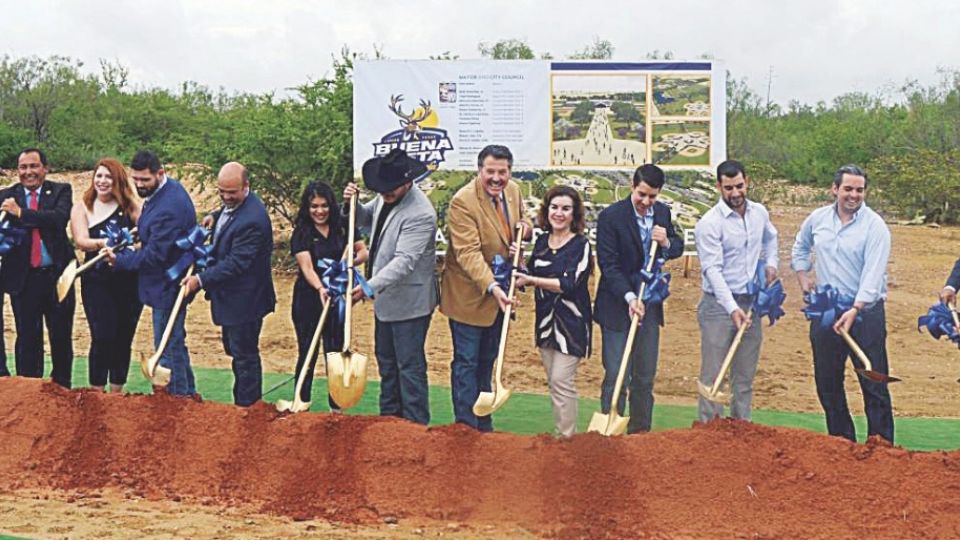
[53,358,960,452]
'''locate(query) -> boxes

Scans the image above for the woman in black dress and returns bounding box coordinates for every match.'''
[515,185,593,437]
[290,181,367,410]
[69,158,143,392]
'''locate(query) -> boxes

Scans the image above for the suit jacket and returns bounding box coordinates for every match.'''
[198,193,276,327]
[594,197,683,332]
[440,177,524,327]
[114,178,197,310]
[355,184,438,322]
[947,258,960,290]
[0,181,75,294]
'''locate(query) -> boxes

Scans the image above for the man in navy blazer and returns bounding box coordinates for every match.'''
[0,148,76,387]
[182,162,276,406]
[594,163,683,433]
[109,150,198,395]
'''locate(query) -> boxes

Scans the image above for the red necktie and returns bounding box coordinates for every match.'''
[28,189,41,268]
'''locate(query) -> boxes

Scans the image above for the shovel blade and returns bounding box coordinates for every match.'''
[56,260,78,302]
[856,369,901,384]
[696,379,726,403]
[472,387,512,417]
[139,352,171,386]
[327,351,368,409]
[587,411,629,436]
[276,398,311,413]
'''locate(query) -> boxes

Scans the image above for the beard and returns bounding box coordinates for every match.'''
[137,185,158,198]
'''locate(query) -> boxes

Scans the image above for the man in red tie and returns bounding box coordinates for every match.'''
[0,148,76,387]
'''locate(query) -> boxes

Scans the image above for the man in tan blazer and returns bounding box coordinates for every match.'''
[441,144,530,431]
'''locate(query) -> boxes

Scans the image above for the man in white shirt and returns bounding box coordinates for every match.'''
[694,160,778,422]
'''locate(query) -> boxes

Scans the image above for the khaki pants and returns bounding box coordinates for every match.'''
[539,347,581,437]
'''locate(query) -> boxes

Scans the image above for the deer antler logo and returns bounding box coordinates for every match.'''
[388,94,433,140]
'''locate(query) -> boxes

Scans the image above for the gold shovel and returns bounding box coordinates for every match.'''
[588,243,660,436]
[697,308,754,403]
[839,328,901,383]
[327,194,368,409]
[140,265,196,386]
[56,228,137,302]
[472,223,526,417]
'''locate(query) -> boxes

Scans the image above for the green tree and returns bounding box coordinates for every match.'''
[478,39,536,59]
[569,38,614,60]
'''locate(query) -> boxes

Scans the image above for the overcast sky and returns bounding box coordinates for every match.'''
[3,0,958,105]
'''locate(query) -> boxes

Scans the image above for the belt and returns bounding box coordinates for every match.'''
[29,266,54,273]
[705,291,753,303]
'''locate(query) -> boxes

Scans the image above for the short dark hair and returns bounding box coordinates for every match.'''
[477,145,513,168]
[537,185,586,234]
[18,148,47,166]
[632,163,665,189]
[833,164,868,188]
[131,150,162,173]
[716,160,747,182]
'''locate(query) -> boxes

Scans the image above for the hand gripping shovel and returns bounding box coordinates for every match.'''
[839,328,901,383]
[327,194,368,409]
[588,243,660,436]
[697,308,753,402]
[140,265,195,386]
[472,223,526,417]
[57,228,137,302]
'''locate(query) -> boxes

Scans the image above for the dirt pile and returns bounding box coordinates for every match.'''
[1,378,959,538]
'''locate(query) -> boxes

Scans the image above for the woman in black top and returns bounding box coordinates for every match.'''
[515,185,593,437]
[69,158,143,392]
[290,181,367,410]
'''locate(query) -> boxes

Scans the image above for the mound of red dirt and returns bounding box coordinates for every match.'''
[1,378,959,538]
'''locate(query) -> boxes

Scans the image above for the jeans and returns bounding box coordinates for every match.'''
[599,303,662,433]
[223,319,264,407]
[375,314,431,425]
[810,301,894,443]
[152,305,195,396]
[449,313,503,432]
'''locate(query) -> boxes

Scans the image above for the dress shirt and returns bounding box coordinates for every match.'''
[791,203,889,305]
[695,199,779,314]
[624,203,655,305]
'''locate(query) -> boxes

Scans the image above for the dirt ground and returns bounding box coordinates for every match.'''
[3,170,958,418]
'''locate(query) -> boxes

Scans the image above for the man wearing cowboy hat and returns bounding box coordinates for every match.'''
[440,144,532,432]
[343,148,438,425]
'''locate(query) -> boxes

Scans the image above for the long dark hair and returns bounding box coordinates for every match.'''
[295,180,342,236]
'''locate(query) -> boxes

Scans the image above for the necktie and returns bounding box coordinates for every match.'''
[495,197,512,243]
[28,190,41,268]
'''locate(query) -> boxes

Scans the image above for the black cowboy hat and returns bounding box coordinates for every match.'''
[361,148,428,193]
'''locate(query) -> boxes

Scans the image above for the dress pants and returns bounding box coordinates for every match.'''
[539,347,580,437]
[222,319,264,407]
[291,285,343,409]
[81,273,143,386]
[697,293,762,422]
[375,314,431,425]
[599,303,662,434]
[10,267,75,388]
[0,292,7,377]
[810,301,894,443]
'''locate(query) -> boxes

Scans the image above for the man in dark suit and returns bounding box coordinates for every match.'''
[0,148,76,387]
[940,262,960,312]
[182,162,275,406]
[108,150,198,395]
[594,163,683,433]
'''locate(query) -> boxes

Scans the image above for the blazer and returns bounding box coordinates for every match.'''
[198,193,276,327]
[440,177,525,327]
[594,197,684,332]
[356,184,438,322]
[114,178,197,310]
[947,258,960,291]
[0,180,75,295]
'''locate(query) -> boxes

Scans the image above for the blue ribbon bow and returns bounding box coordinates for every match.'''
[0,221,25,256]
[318,257,374,322]
[747,262,786,325]
[101,222,134,251]
[917,303,960,347]
[634,250,671,306]
[491,254,513,291]
[165,225,215,282]
[802,285,859,330]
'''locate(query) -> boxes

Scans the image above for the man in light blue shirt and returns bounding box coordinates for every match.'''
[695,160,778,423]
[791,164,894,443]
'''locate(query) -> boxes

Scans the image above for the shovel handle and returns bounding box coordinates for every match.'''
[839,328,874,373]
[290,298,332,407]
[343,193,357,347]
[0,211,6,222]
[152,266,194,372]
[951,304,960,329]
[490,223,526,392]
[608,242,660,405]
[708,308,753,396]
[76,226,139,274]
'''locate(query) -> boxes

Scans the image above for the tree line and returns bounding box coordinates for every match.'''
[1,40,959,223]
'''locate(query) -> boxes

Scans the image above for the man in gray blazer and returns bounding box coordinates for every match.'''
[344,149,438,425]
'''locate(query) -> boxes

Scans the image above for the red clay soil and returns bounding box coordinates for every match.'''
[1,378,959,539]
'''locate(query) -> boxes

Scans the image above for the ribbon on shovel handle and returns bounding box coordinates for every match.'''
[165,225,215,282]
